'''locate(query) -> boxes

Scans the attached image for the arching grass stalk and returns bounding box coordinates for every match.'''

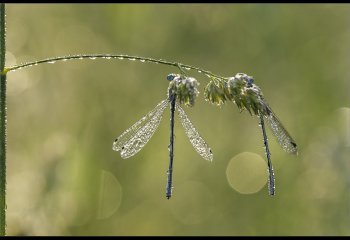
[4,54,298,198]
[4,54,227,81]
[0,3,6,236]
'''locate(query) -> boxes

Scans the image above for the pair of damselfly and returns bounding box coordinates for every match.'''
[113,73,297,198]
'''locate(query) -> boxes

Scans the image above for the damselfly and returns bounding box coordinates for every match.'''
[205,73,298,196]
[113,74,213,199]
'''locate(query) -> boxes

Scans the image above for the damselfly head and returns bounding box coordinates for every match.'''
[227,73,255,92]
[226,73,265,116]
[167,74,199,107]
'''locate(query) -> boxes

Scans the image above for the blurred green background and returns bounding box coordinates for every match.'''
[4,3,350,236]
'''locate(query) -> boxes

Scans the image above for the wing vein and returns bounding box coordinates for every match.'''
[264,104,298,155]
[177,105,213,161]
[113,99,169,158]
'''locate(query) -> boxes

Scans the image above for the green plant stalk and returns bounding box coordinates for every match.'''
[5,54,228,81]
[0,74,5,236]
[0,3,6,236]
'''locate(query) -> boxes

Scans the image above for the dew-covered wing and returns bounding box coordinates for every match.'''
[177,105,213,161]
[263,104,298,155]
[113,99,168,159]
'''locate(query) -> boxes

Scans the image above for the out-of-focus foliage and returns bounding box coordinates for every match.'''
[4,4,350,236]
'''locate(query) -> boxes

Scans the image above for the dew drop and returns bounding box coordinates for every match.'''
[48,61,56,64]
[198,70,202,73]
[89,57,97,60]
[129,58,136,61]
[118,57,124,60]
[105,56,112,59]
[184,67,191,71]
[140,59,145,63]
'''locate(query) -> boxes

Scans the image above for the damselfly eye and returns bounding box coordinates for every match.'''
[167,73,177,81]
[247,77,254,87]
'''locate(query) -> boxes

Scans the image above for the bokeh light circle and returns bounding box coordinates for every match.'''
[336,107,350,147]
[226,152,267,194]
[97,170,123,220]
